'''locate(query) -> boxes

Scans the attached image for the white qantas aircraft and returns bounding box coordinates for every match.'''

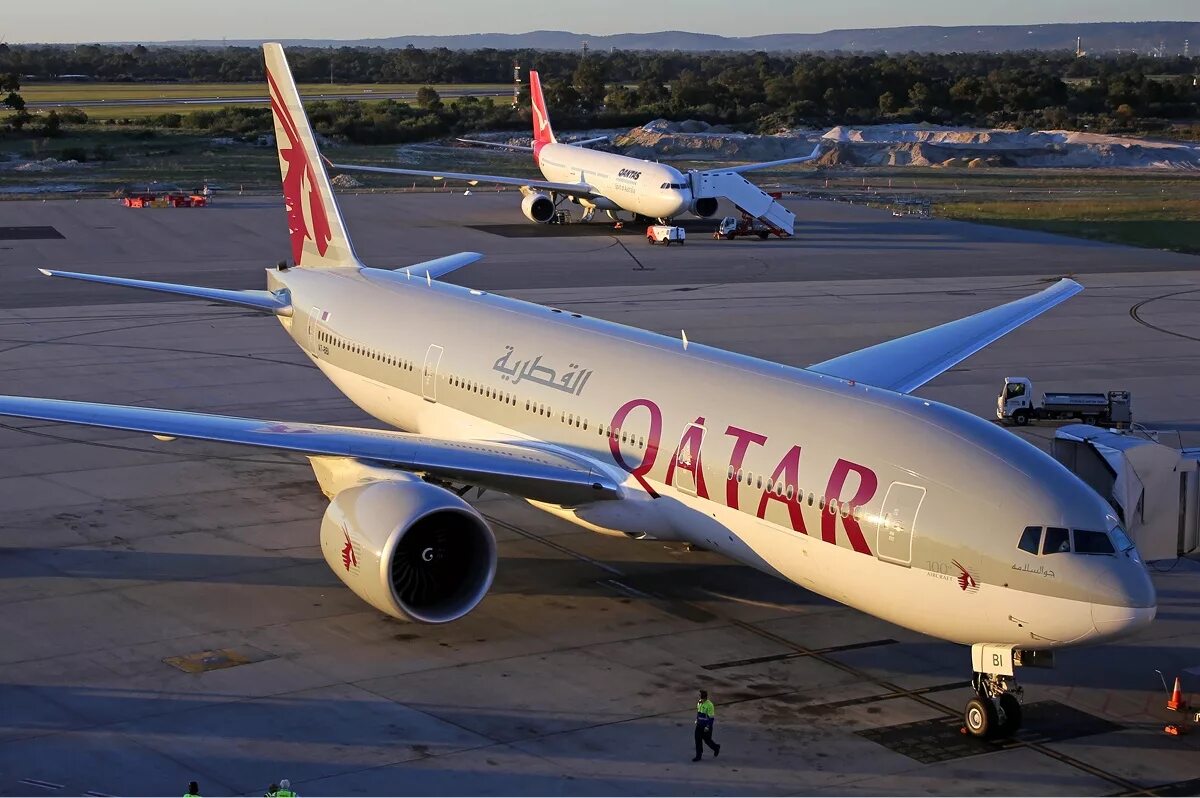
[1,44,1154,741]
[328,69,822,225]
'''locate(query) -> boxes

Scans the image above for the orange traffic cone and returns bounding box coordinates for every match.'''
[1167,676,1186,712]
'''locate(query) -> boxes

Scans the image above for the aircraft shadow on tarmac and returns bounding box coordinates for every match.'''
[5,544,1195,693]
[0,545,827,611]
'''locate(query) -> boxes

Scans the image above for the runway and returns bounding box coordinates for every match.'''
[0,192,1198,795]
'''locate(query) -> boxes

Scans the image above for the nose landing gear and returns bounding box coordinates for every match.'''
[965,671,1023,738]
[964,643,1050,739]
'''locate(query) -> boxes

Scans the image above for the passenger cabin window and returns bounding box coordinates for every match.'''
[1073,529,1116,555]
[1042,526,1071,554]
[1017,526,1042,555]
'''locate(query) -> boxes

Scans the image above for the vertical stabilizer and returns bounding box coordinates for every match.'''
[528,70,557,155]
[263,43,358,269]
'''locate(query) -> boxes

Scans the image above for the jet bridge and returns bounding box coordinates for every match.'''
[689,170,796,235]
[1052,424,1200,561]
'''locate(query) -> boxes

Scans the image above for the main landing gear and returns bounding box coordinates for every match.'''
[963,644,1052,739]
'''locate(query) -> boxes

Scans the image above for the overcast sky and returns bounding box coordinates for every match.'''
[7,0,1198,43]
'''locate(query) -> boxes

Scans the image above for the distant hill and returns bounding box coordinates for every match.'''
[152,21,1200,54]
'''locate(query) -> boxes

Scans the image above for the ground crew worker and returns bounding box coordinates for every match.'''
[276,778,297,797]
[265,784,278,797]
[693,689,721,761]
[184,781,200,797]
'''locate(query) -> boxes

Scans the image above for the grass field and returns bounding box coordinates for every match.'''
[936,197,1200,254]
[22,82,509,102]
[798,169,1200,255]
[22,81,511,121]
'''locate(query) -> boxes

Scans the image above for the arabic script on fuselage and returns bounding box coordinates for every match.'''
[492,346,593,396]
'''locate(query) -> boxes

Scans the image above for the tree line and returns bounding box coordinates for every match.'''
[1,43,1197,144]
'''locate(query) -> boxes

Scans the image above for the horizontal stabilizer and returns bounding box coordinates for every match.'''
[0,396,621,506]
[38,269,292,315]
[395,252,483,279]
[807,278,1083,393]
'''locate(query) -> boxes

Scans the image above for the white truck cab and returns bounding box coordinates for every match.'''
[998,377,1034,421]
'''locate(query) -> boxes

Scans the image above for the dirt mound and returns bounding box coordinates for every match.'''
[615,121,815,162]
[331,173,363,189]
[607,121,1200,169]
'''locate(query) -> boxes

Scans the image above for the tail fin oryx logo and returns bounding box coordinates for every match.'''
[267,69,332,266]
[952,559,979,593]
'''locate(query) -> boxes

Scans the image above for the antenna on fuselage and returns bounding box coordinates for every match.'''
[681,329,689,350]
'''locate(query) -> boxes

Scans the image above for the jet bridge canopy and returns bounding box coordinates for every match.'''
[1052,424,1200,561]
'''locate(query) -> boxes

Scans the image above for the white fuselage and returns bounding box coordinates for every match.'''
[536,143,692,220]
[274,265,1154,650]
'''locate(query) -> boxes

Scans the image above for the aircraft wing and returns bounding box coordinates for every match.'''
[702,143,824,175]
[806,279,1083,394]
[456,135,606,151]
[328,162,592,195]
[456,137,535,152]
[0,397,620,506]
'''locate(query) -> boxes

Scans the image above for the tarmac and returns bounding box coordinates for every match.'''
[0,191,1199,796]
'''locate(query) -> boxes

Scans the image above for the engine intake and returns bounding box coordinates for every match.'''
[521,192,556,223]
[690,197,719,218]
[320,480,497,623]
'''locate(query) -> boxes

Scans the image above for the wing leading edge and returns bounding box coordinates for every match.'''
[807,278,1083,394]
[702,143,824,176]
[328,162,592,196]
[0,397,620,506]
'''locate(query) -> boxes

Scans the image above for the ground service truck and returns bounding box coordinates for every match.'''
[997,377,1132,427]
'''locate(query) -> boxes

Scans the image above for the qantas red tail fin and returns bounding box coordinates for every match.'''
[528,70,557,148]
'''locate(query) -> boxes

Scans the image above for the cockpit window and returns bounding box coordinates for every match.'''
[1017,526,1042,555]
[1042,526,1071,554]
[1110,525,1135,552]
[1073,529,1116,554]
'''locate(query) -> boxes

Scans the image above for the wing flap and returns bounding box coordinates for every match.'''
[38,269,292,315]
[0,397,620,506]
[328,162,590,195]
[807,279,1083,393]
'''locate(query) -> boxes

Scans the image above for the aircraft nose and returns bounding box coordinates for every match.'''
[1091,602,1156,639]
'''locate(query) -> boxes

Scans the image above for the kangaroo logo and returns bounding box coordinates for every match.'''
[268,69,332,266]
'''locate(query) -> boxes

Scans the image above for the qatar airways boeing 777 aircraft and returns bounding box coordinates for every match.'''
[0,44,1153,740]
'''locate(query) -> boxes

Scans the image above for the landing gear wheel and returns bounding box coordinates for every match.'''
[964,696,996,738]
[996,693,1022,737]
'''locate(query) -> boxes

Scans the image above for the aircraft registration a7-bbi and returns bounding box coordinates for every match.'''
[329,68,823,227]
[2,44,1154,740]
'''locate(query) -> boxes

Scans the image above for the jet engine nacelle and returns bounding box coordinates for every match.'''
[690,197,719,218]
[521,192,556,223]
[320,480,497,623]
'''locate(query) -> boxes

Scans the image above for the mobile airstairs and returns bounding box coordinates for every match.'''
[689,169,795,236]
